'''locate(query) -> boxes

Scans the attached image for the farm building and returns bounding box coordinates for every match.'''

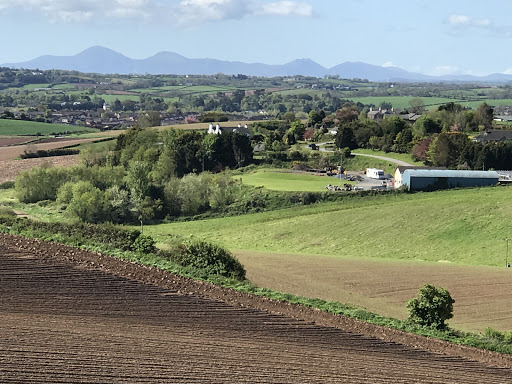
[401,169,499,191]
[394,166,446,189]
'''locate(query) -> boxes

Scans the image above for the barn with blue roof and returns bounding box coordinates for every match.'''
[401,169,499,191]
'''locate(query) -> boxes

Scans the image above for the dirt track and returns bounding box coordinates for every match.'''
[2,233,512,383]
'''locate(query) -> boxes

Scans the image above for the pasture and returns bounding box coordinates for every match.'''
[154,187,512,266]
[239,169,336,191]
[346,96,463,110]
[352,148,423,166]
[0,119,97,136]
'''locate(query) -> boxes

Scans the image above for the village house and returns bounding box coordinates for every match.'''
[472,130,512,143]
[208,123,250,137]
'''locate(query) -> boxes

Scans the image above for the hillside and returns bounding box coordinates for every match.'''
[149,187,511,267]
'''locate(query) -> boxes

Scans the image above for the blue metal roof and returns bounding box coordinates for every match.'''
[403,169,499,179]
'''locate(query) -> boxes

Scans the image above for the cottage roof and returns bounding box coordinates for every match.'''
[473,130,512,142]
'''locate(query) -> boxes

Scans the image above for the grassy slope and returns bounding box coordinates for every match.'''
[0,119,96,136]
[146,186,512,267]
[352,149,424,166]
[240,169,339,192]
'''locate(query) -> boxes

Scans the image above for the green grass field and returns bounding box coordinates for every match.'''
[96,94,140,102]
[51,84,77,90]
[240,169,339,191]
[344,155,396,174]
[352,149,424,166]
[145,186,512,267]
[0,119,97,136]
[20,84,52,90]
[346,96,461,110]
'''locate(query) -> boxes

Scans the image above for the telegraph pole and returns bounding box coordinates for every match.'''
[505,238,510,268]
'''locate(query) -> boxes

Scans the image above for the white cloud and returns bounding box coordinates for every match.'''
[0,0,312,24]
[448,14,491,28]
[0,0,153,22]
[382,61,394,68]
[176,0,312,25]
[257,1,312,17]
[504,68,512,75]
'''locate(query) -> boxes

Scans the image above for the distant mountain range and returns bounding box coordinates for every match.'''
[4,46,512,83]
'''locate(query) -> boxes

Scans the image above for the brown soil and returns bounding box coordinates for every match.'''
[0,155,80,183]
[1,233,512,383]
[0,137,34,147]
[235,250,512,333]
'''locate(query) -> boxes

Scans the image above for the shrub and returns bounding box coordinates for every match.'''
[0,206,16,217]
[0,181,15,189]
[406,284,455,330]
[133,234,156,254]
[164,239,246,280]
[484,327,504,342]
[15,166,69,203]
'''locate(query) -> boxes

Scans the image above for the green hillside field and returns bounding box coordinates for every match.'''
[0,119,97,136]
[145,186,512,267]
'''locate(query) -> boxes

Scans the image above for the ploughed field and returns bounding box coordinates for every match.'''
[2,234,512,383]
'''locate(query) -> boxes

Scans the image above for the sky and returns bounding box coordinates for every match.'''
[1,0,511,76]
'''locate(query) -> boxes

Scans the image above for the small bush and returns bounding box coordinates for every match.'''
[484,327,504,341]
[407,284,455,330]
[0,181,15,189]
[163,239,246,280]
[133,234,156,254]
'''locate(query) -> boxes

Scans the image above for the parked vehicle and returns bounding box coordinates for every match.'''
[366,168,384,179]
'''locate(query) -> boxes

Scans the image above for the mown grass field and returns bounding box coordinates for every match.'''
[0,119,97,136]
[147,186,512,267]
[239,169,337,191]
[344,155,396,174]
[352,149,424,166]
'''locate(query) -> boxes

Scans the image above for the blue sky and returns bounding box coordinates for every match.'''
[1,0,511,76]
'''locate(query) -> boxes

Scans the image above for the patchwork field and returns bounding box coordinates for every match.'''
[345,96,467,110]
[0,138,96,161]
[2,234,512,382]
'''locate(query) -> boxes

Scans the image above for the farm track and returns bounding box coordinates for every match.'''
[2,234,512,382]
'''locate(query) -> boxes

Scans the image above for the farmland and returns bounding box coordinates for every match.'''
[345,96,463,110]
[0,119,97,136]
[143,186,512,332]
[239,169,336,191]
[2,234,512,382]
[153,187,512,266]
